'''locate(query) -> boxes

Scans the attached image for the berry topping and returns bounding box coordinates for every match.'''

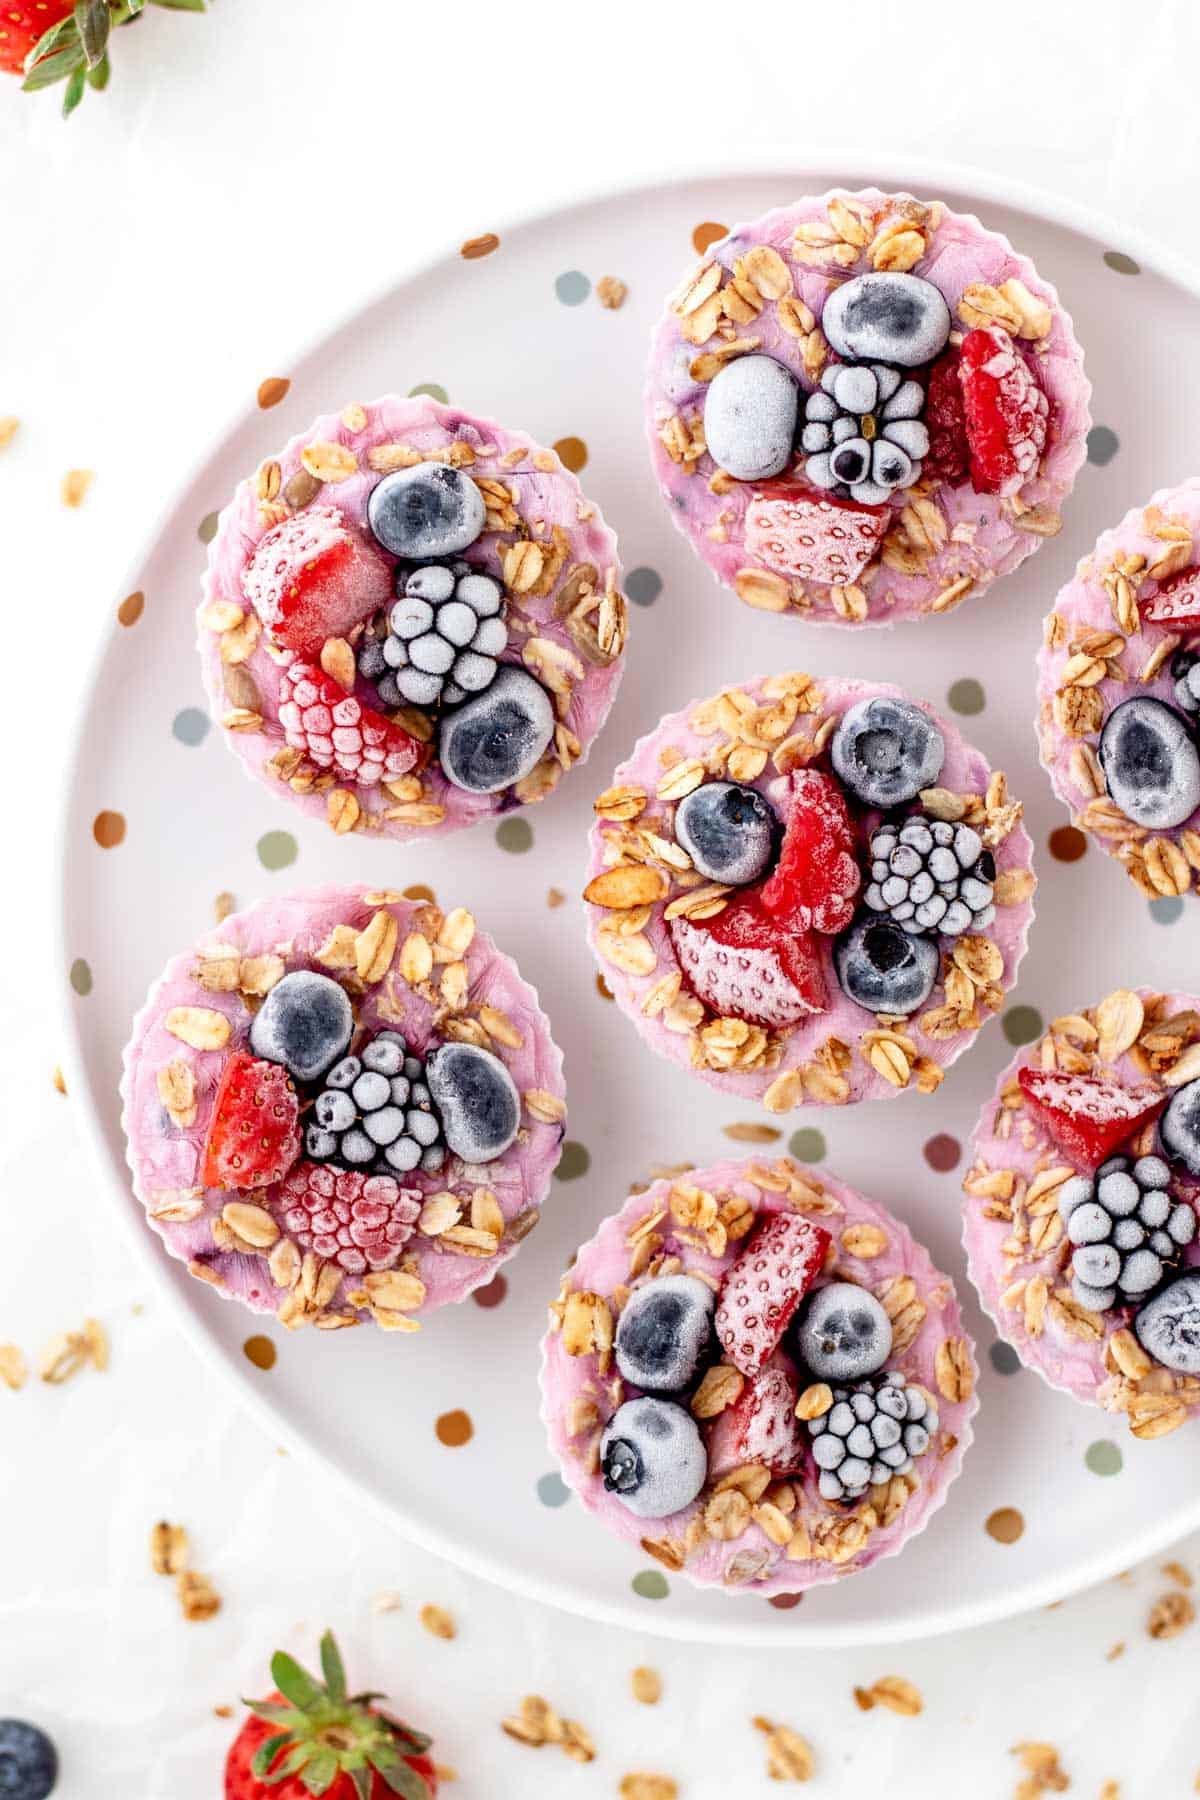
[669,895,827,1028]
[248,971,354,1086]
[1097,696,1200,831]
[743,481,887,585]
[804,1370,937,1502]
[792,1281,893,1382]
[241,507,391,656]
[921,348,970,486]
[1142,566,1200,631]
[599,1396,707,1519]
[833,916,939,1016]
[820,272,951,369]
[803,360,928,505]
[0,1721,57,1800]
[305,1032,445,1177]
[424,1041,521,1164]
[863,815,995,937]
[829,695,945,808]
[225,1628,436,1800]
[1059,1155,1196,1312]
[359,559,507,711]
[702,353,799,483]
[1170,648,1200,718]
[1134,1272,1200,1376]
[673,782,779,887]
[958,325,1048,496]
[614,1275,715,1394]
[1160,1077,1200,1178]
[760,769,860,934]
[714,1212,831,1378]
[277,1162,421,1276]
[366,463,486,561]
[436,665,555,794]
[1016,1066,1167,1170]
[277,663,421,788]
[202,1053,301,1192]
[706,1362,804,1479]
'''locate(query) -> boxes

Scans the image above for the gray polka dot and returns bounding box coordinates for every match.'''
[989,1341,1021,1376]
[555,270,591,306]
[197,511,219,545]
[1149,895,1185,925]
[1103,251,1140,275]
[626,566,663,606]
[1087,426,1119,467]
[172,707,211,746]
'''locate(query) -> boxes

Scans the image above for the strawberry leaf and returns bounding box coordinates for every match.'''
[367,1750,432,1800]
[251,1734,293,1779]
[87,51,110,89]
[61,61,87,114]
[245,1699,303,1726]
[271,1649,327,1714]
[301,1747,339,1795]
[74,0,110,68]
[319,1631,347,1706]
[24,14,79,67]
[263,1744,312,1786]
[150,0,207,9]
[22,45,85,92]
[350,1772,372,1800]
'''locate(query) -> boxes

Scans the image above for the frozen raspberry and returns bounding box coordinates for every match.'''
[277,662,420,787]
[275,1161,421,1275]
[706,1361,805,1478]
[958,325,1048,496]
[1016,1067,1167,1171]
[743,481,888,585]
[670,894,826,1028]
[242,507,393,656]
[761,770,860,934]
[921,349,970,487]
[714,1213,832,1377]
[1141,565,1200,631]
[201,1052,300,1191]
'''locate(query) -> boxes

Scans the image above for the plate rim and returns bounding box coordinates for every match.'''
[54,151,1200,1648]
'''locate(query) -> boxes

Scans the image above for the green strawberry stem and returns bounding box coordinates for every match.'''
[22,0,206,117]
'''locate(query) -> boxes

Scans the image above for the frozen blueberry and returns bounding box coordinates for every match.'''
[1160,1077,1200,1178]
[367,464,486,560]
[830,696,945,807]
[821,272,951,368]
[792,1281,893,1381]
[437,665,555,794]
[384,1137,421,1173]
[0,1721,58,1800]
[1171,647,1200,716]
[614,1275,715,1394]
[248,970,353,1085]
[361,1033,406,1077]
[673,781,779,886]
[1135,1271,1200,1374]
[339,1128,375,1166]
[1097,696,1200,830]
[834,917,939,1016]
[314,1089,356,1133]
[599,1396,707,1519]
[702,353,799,481]
[363,1106,406,1147]
[425,1042,520,1163]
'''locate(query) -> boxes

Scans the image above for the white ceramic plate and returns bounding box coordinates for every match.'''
[58,158,1200,1646]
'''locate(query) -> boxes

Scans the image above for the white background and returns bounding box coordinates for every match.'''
[4,1,1200,1794]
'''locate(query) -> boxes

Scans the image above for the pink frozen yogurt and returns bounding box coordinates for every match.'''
[584,673,1036,1112]
[541,1156,977,1596]
[199,395,627,841]
[1037,478,1200,897]
[646,187,1090,626]
[121,884,566,1330]
[963,986,1200,1437]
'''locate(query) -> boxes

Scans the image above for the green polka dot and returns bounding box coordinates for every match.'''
[1150,896,1184,925]
[555,270,591,306]
[555,1141,591,1182]
[1103,250,1140,275]
[197,511,219,545]
[256,830,298,872]
[69,958,93,997]
[626,567,663,606]
[1087,426,1120,467]
[1085,1439,1123,1476]
[1002,1005,1043,1047]
[788,1128,826,1163]
[536,1472,570,1508]
[495,818,533,854]
[989,1341,1021,1376]
[632,1569,669,1600]
[172,707,210,747]
[408,383,449,403]
[947,678,985,716]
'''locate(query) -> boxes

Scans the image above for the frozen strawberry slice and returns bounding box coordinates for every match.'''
[715,1213,832,1378]
[744,481,888,585]
[278,662,420,787]
[707,1360,805,1478]
[670,893,826,1028]
[922,348,970,487]
[1016,1066,1167,1170]
[202,1052,301,1191]
[242,506,393,655]
[1141,566,1200,630]
[761,769,860,935]
[959,325,1049,497]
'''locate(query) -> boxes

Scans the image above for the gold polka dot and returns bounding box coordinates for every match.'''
[553,435,588,474]
[256,377,290,410]
[117,590,145,627]
[985,1506,1025,1544]
[243,1335,277,1371]
[692,220,729,255]
[461,233,500,260]
[596,973,614,1002]
[1048,825,1088,863]
[92,810,126,849]
[435,1408,473,1447]
[403,884,437,903]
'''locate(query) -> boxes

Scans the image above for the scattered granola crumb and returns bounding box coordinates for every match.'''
[1098,1782,1119,1800]
[1105,1641,1125,1661]
[371,1590,403,1614]
[854,1676,923,1716]
[1162,1560,1193,1588]
[61,468,94,508]
[177,1569,222,1622]
[419,1603,456,1641]
[213,1705,234,1719]
[619,1777,676,1800]
[1148,1590,1195,1639]
[501,1696,595,1762]
[0,416,19,451]
[630,1666,662,1705]
[150,1520,190,1577]
[597,276,628,310]
[722,1121,783,1143]
[752,1716,815,1782]
[547,887,566,909]
[0,1343,28,1392]
[52,1066,67,1095]
[432,1765,457,1784]
[1010,1741,1069,1796]
[214,890,236,924]
[38,1319,107,1384]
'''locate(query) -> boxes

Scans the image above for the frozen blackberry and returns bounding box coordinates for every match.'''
[863,814,995,937]
[304,1030,446,1177]
[804,1369,938,1503]
[358,558,508,711]
[1058,1154,1197,1313]
[1171,647,1200,717]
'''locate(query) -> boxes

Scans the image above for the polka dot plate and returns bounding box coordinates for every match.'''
[59,160,1200,1646]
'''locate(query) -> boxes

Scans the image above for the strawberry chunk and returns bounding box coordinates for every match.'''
[715,1213,832,1377]
[202,1052,301,1191]
[922,349,970,487]
[277,662,420,787]
[242,506,393,655]
[1141,566,1200,630]
[1016,1066,1167,1170]
[744,481,888,585]
[761,770,860,935]
[959,326,1049,496]
[670,894,826,1028]
[707,1360,805,1478]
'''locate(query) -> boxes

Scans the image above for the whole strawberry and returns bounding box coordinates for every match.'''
[226,1631,437,1800]
[13,0,206,118]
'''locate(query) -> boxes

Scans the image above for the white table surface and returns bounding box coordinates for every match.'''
[3,1,1200,1793]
